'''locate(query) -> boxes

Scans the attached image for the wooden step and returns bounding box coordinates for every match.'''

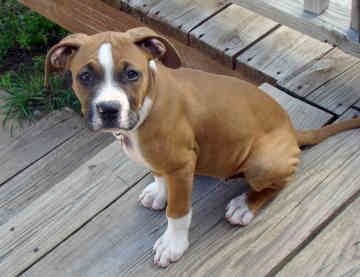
[0,109,83,185]
[18,84,337,277]
[277,108,360,277]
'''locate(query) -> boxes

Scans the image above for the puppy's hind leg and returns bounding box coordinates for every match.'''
[226,135,300,226]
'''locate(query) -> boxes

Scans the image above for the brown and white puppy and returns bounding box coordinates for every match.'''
[45,27,360,267]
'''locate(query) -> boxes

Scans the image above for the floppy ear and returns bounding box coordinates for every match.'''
[127,27,181,69]
[44,33,89,88]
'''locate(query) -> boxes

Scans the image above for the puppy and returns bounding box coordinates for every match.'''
[45,27,360,267]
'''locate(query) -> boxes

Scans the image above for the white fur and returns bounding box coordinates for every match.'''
[113,131,151,168]
[225,193,254,225]
[139,176,167,210]
[149,59,157,71]
[153,210,191,267]
[95,43,130,128]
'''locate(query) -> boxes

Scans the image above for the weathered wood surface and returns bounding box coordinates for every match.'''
[0,129,113,226]
[103,0,162,19]
[259,83,333,130]
[307,62,360,115]
[0,109,82,186]
[19,0,255,83]
[105,0,232,42]
[233,0,360,58]
[236,26,332,81]
[21,84,333,276]
[140,0,232,42]
[278,48,360,98]
[278,109,360,277]
[278,197,360,277]
[189,4,279,65]
[304,0,329,15]
[0,141,148,277]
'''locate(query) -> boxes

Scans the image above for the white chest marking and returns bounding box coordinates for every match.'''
[114,132,150,168]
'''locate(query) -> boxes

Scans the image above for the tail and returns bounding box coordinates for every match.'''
[296,117,360,147]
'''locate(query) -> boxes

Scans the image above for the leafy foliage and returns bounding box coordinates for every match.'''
[0,0,67,60]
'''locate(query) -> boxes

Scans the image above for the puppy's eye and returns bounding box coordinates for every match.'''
[126,70,139,81]
[78,71,94,85]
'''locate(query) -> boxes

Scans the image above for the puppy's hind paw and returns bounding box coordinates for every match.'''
[225,194,254,226]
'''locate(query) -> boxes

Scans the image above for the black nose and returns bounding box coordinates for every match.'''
[96,101,120,117]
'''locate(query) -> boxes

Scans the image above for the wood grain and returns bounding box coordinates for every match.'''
[0,109,82,186]
[19,0,255,83]
[189,4,279,65]
[0,141,148,277]
[307,62,360,115]
[144,0,231,42]
[277,197,360,277]
[21,85,332,277]
[259,83,333,130]
[233,0,360,58]
[236,26,332,81]
[0,129,113,226]
[278,48,360,97]
[278,110,360,277]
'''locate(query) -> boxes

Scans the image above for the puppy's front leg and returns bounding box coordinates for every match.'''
[153,162,194,267]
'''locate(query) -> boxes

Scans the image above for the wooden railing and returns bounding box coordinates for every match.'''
[305,0,359,32]
[234,0,360,57]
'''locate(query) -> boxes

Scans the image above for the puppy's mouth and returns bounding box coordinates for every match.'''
[86,109,139,132]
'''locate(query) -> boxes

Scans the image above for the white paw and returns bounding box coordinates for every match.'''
[139,178,167,210]
[225,193,254,226]
[153,228,189,267]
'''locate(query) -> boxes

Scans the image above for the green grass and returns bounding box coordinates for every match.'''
[0,0,80,127]
[0,56,80,126]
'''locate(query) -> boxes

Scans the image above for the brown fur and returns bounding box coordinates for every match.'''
[46,27,360,221]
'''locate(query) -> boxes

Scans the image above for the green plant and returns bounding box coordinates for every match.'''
[0,56,80,126]
[0,0,67,60]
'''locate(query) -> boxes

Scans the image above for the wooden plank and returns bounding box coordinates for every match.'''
[304,0,329,15]
[0,129,113,226]
[259,83,333,130]
[307,62,360,115]
[0,141,148,277]
[143,0,231,42]
[21,84,332,276]
[277,109,360,277]
[19,0,256,83]
[153,111,360,276]
[351,0,360,32]
[103,0,163,19]
[0,109,82,186]
[278,48,360,97]
[278,197,360,277]
[233,0,360,58]
[189,4,279,65]
[236,26,332,81]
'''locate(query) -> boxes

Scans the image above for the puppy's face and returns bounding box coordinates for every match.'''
[45,28,181,132]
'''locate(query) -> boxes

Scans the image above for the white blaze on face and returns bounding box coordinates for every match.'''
[94,43,130,128]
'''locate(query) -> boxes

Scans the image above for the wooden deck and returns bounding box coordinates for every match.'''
[1,0,359,276]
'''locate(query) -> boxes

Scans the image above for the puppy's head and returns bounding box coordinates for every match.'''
[45,27,181,132]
